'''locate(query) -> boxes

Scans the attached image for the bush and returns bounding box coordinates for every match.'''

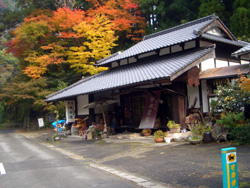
[216,112,244,130]
[229,124,250,145]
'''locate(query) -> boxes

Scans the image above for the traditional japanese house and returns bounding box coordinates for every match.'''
[45,14,249,131]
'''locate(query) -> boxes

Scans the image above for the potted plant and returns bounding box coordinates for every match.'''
[154,130,167,143]
[187,121,211,144]
[142,129,152,136]
[167,120,181,133]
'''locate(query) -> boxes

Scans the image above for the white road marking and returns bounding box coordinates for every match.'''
[0,163,6,175]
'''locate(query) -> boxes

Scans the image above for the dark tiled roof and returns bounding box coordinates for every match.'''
[96,51,121,64]
[232,44,250,57]
[46,47,214,102]
[97,15,217,66]
[98,14,240,66]
[200,64,249,79]
[201,33,248,47]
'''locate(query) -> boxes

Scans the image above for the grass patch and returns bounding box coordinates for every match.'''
[240,182,250,188]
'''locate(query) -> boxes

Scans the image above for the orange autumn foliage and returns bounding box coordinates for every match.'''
[86,0,145,41]
[238,74,250,93]
[6,7,119,78]
[6,1,146,79]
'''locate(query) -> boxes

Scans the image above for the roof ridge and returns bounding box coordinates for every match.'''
[143,14,217,41]
[96,51,121,65]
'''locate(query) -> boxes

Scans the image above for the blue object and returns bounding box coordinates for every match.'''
[221,147,238,188]
[52,120,66,128]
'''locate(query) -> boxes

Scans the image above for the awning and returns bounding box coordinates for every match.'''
[199,64,249,80]
[45,46,215,102]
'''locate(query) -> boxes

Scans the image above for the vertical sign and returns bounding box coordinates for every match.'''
[38,118,44,128]
[221,147,239,188]
[139,91,161,129]
[65,101,75,123]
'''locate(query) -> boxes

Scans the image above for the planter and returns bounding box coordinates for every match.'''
[203,131,212,143]
[189,139,202,145]
[170,127,180,133]
[164,137,171,143]
[188,137,202,145]
[154,138,164,143]
[143,133,151,136]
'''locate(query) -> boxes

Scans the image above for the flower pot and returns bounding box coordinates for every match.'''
[164,137,171,143]
[203,131,212,143]
[170,127,180,133]
[154,138,163,143]
[143,133,151,136]
[188,137,202,145]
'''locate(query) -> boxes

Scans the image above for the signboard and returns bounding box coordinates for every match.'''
[139,91,161,129]
[65,101,75,123]
[221,147,238,188]
[38,118,44,128]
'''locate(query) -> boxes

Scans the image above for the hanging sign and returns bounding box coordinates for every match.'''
[139,91,161,129]
[221,147,238,188]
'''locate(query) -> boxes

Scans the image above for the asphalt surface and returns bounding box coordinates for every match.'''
[20,130,250,188]
[0,129,142,188]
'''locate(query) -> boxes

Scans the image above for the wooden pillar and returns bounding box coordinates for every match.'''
[88,94,95,127]
[172,82,186,127]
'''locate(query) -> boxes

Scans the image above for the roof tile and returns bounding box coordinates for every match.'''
[46,47,214,102]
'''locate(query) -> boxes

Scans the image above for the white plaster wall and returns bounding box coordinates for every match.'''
[200,40,213,47]
[138,51,157,59]
[111,62,118,68]
[187,85,200,109]
[159,47,170,56]
[229,62,240,66]
[184,40,196,50]
[120,59,128,66]
[77,95,89,115]
[216,59,228,67]
[129,57,137,64]
[206,27,225,37]
[201,58,215,71]
[241,60,249,64]
[201,80,209,113]
[171,44,182,53]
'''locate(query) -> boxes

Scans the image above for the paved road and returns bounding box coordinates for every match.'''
[0,129,140,188]
[36,133,250,188]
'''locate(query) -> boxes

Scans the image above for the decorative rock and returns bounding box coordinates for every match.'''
[167,132,192,142]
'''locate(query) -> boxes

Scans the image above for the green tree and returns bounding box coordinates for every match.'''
[138,0,200,34]
[0,48,19,88]
[214,80,250,114]
[198,0,225,20]
[0,76,53,129]
[230,0,250,40]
